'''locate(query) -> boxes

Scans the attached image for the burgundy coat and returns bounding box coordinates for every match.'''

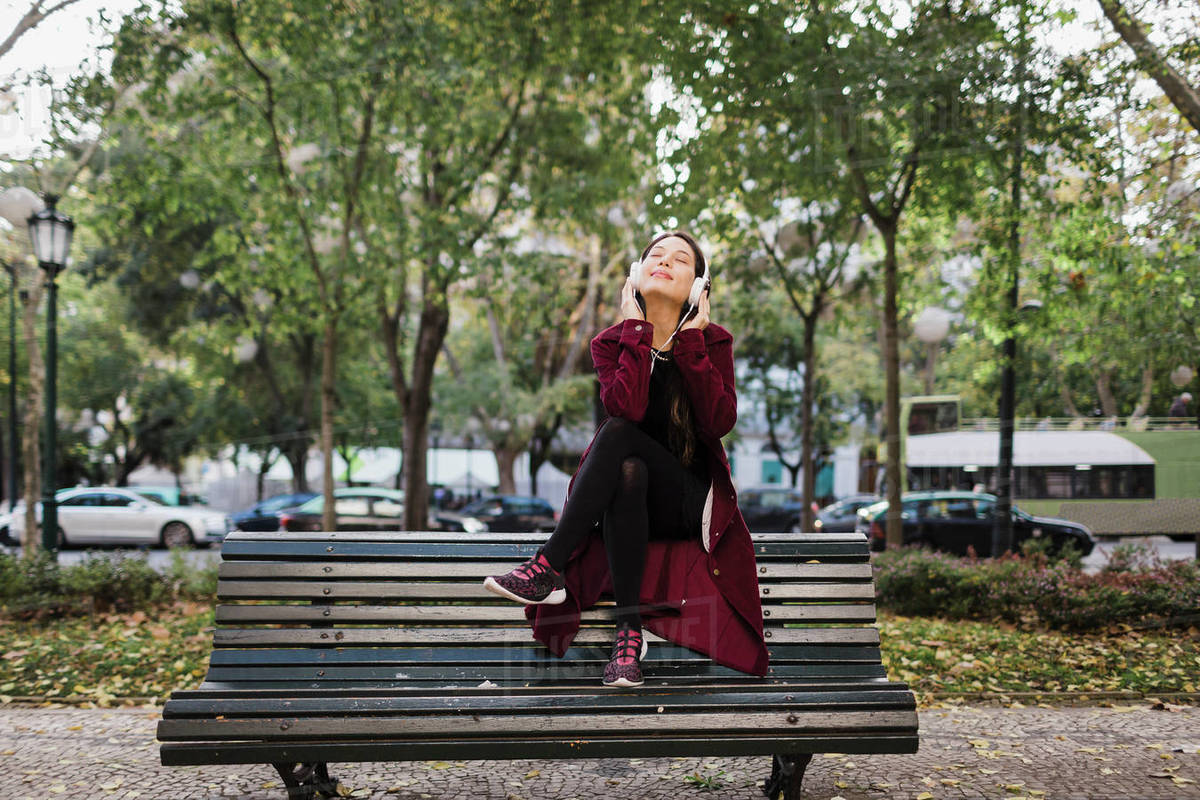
[526,318,769,676]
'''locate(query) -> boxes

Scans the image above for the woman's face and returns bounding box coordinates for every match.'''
[638,235,697,308]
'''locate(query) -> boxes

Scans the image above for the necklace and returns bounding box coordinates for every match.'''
[650,347,673,363]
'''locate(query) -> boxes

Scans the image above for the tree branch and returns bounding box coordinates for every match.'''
[224,4,332,309]
[0,0,83,60]
[1097,0,1200,133]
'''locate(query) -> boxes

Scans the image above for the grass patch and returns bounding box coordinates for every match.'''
[0,602,214,705]
[877,610,1200,705]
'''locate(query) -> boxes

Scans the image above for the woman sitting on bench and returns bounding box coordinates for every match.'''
[485,231,768,687]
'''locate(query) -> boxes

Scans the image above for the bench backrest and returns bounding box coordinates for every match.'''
[208,531,887,689]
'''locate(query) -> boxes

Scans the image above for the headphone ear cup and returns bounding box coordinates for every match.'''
[630,260,642,286]
[689,276,708,307]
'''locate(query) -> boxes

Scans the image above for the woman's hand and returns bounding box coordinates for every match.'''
[680,287,710,332]
[620,277,645,322]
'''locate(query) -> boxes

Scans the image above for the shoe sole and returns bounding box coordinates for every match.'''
[602,638,649,688]
[483,576,566,605]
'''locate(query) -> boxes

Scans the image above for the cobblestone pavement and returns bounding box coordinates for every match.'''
[0,703,1197,800]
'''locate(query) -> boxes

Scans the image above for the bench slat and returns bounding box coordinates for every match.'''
[219,540,868,561]
[160,731,919,766]
[201,662,888,683]
[219,561,875,582]
[213,603,877,625]
[160,688,913,718]
[205,642,884,667]
[158,709,914,743]
[223,531,869,544]
[215,580,878,602]
[169,677,908,699]
[211,626,881,648]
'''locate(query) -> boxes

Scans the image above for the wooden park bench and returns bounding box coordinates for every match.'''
[157,530,918,799]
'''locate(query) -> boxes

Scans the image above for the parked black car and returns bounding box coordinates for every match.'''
[857,491,1095,558]
[814,494,881,533]
[435,495,557,533]
[279,488,405,532]
[231,492,318,531]
[738,487,807,532]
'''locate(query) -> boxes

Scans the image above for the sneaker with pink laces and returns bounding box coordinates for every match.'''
[483,551,566,605]
[602,623,648,688]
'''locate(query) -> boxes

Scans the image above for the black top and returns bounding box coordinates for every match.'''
[638,353,710,482]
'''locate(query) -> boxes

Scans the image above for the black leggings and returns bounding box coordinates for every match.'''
[540,417,708,629]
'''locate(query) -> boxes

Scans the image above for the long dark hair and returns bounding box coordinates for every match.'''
[639,231,708,468]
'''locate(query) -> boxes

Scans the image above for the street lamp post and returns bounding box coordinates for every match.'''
[994,0,1029,560]
[27,195,74,554]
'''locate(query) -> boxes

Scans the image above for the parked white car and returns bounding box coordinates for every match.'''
[9,487,232,548]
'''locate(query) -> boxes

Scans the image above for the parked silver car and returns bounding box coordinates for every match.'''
[8,487,231,548]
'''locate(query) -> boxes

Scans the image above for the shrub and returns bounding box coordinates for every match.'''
[164,547,219,599]
[58,552,170,610]
[0,549,219,617]
[873,547,1200,631]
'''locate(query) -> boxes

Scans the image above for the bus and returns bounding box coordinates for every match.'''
[894,401,1200,539]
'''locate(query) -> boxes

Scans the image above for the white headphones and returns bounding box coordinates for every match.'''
[629,259,711,308]
[629,257,712,368]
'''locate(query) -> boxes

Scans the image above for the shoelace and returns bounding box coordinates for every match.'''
[613,627,643,666]
[512,553,552,581]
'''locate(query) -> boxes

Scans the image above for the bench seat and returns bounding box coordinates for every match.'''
[158,531,918,799]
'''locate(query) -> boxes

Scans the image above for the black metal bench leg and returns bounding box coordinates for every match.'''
[273,762,339,799]
[763,754,812,800]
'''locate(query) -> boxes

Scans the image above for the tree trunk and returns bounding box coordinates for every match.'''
[494,446,518,495]
[527,413,562,497]
[1095,369,1119,417]
[1056,347,1084,419]
[786,463,801,489]
[799,312,818,532]
[20,282,43,557]
[320,319,337,532]
[1130,366,1154,418]
[1097,0,1200,134]
[256,458,270,502]
[401,298,450,532]
[882,227,903,549]
[284,441,310,493]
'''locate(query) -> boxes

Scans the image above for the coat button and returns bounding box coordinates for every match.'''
[635,324,643,331]
[712,568,720,576]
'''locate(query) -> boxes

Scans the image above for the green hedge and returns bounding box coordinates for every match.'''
[0,550,218,617]
[873,543,1200,631]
